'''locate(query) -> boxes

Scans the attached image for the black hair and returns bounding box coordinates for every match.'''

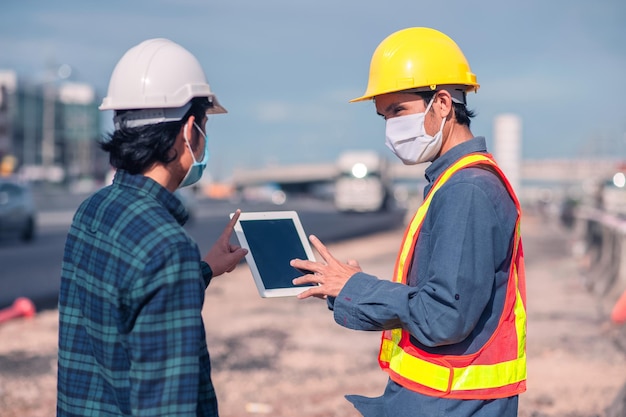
[414,91,476,128]
[100,97,209,174]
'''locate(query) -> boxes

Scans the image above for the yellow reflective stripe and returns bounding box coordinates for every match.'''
[450,356,527,390]
[511,230,527,359]
[441,154,493,181]
[382,308,527,392]
[395,201,429,283]
[515,278,527,359]
[384,340,527,392]
[383,153,527,393]
[382,315,527,392]
[396,154,493,284]
[381,338,451,392]
[380,329,402,362]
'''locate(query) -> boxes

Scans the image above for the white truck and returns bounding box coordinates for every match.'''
[334,150,390,212]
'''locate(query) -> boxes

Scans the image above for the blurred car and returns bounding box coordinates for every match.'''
[0,177,36,242]
[238,184,287,205]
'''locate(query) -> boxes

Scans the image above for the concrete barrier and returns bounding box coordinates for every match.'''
[575,206,626,351]
[577,207,626,416]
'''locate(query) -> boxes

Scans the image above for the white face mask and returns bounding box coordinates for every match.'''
[384,97,446,165]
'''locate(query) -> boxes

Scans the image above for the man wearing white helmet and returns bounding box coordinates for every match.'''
[57,38,247,416]
[292,28,526,416]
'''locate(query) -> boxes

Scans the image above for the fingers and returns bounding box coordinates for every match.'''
[229,247,247,264]
[290,258,318,274]
[207,245,247,277]
[220,209,241,241]
[203,211,248,278]
[229,243,246,254]
[296,286,326,300]
[292,273,318,287]
[229,209,241,225]
[309,235,337,265]
[221,209,241,239]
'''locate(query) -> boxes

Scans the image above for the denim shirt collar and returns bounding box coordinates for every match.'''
[424,137,488,186]
[113,169,189,225]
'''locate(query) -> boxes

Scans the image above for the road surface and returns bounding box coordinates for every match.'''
[1,209,625,416]
[0,195,405,310]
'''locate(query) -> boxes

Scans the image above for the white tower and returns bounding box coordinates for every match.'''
[493,114,522,193]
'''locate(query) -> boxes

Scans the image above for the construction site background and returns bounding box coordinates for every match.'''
[0,209,626,417]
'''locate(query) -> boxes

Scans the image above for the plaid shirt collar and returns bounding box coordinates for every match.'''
[112,169,189,226]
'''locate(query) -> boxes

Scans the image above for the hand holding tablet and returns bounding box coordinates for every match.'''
[291,235,362,300]
[230,211,318,297]
[203,209,248,277]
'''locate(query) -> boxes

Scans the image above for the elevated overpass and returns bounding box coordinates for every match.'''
[231,158,622,189]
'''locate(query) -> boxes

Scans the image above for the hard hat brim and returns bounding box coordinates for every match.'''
[111,99,227,130]
[349,84,479,103]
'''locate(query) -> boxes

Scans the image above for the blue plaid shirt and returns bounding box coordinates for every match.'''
[57,170,217,417]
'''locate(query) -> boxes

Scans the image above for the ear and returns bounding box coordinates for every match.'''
[433,90,454,119]
[181,115,196,142]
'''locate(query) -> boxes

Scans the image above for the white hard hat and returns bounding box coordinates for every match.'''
[100,38,226,128]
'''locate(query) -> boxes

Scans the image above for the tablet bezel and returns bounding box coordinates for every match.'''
[230,210,317,297]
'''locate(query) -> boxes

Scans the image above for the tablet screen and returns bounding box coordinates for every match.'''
[239,218,313,290]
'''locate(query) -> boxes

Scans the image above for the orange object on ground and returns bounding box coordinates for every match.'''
[0,297,36,324]
[610,289,626,324]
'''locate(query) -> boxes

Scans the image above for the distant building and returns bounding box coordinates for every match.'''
[0,71,17,160]
[0,69,106,184]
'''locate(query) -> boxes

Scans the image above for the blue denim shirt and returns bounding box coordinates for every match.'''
[331,137,520,417]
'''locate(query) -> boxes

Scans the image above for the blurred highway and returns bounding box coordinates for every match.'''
[0,190,406,311]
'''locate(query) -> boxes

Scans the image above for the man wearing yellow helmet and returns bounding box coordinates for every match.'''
[292,27,526,416]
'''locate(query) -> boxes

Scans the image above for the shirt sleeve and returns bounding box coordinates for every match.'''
[333,180,504,347]
[125,242,206,416]
[201,261,213,288]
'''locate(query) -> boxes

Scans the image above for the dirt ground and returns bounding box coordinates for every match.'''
[0,212,625,417]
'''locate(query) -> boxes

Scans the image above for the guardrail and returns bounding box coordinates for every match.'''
[574,206,626,416]
[574,206,626,347]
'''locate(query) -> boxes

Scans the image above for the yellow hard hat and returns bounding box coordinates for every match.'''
[350,27,479,102]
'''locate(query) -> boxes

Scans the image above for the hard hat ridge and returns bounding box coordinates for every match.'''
[112,103,192,130]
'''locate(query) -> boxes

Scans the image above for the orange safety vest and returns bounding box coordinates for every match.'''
[378,153,527,400]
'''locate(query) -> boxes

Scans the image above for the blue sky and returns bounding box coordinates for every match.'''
[1,0,625,179]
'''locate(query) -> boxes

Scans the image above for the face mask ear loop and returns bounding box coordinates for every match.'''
[421,95,445,138]
[193,122,207,143]
[427,95,446,136]
[438,113,447,133]
[193,122,209,163]
[183,120,198,164]
[424,95,436,114]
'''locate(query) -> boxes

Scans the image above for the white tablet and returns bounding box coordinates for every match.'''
[230,211,317,297]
